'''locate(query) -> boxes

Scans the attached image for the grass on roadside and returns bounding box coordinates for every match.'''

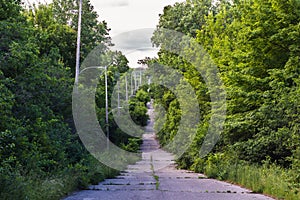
[190,154,300,200]
[0,155,119,200]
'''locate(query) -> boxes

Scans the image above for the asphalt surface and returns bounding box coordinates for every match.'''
[64,103,274,200]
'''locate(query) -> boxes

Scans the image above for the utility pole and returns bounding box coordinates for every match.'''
[147,75,151,92]
[131,72,134,96]
[81,66,109,149]
[104,66,109,150]
[125,74,128,101]
[140,69,142,86]
[134,71,137,92]
[75,0,82,86]
[117,80,120,116]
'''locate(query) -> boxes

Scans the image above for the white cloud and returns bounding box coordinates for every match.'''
[110,28,159,67]
[90,0,185,67]
[110,0,129,7]
[92,0,185,36]
[92,0,129,8]
[26,0,184,67]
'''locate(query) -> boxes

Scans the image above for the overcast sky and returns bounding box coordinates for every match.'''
[27,0,185,67]
[90,0,183,36]
[90,0,184,67]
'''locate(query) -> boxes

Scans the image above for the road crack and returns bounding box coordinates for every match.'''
[150,155,160,190]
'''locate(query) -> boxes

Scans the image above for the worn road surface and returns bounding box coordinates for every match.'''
[64,104,274,200]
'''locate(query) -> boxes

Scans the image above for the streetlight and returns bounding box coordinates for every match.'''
[125,74,128,101]
[146,75,151,93]
[130,71,134,96]
[79,66,109,149]
[75,0,82,86]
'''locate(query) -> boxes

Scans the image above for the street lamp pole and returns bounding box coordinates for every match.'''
[75,0,82,86]
[79,66,109,149]
[134,71,137,92]
[125,74,128,101]
[117,80,120,116]
[131,72,133,96]
[140,69,142,86]
[104,66,109,150]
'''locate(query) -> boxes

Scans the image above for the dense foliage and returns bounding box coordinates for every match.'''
[150,0,300,198]
[0,0,148,199]
[1,0,299,199]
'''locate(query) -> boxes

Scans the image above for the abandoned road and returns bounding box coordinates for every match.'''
[64,104,274,200]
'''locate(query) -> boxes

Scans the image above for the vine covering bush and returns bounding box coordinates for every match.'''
[149,0,300,199]
[0,0,148,199]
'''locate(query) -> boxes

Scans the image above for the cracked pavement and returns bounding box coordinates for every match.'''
[64,104,274,200]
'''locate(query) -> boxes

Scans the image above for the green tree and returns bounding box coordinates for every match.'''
[152,0,300,170]
[53,0,111,63]
[26,4,77,69]
[0,1,115,198]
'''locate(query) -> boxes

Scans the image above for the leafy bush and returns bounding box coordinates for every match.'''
[121,138,143,153]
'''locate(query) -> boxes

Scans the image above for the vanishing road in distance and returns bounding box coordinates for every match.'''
[64,104,274,200]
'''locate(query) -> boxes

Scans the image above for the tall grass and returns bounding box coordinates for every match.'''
[191,154,300,200]
[226,163,296,199]
[0,135,143,200]
[0,156,117,200]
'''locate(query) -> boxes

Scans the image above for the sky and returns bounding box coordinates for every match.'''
[91,0,185,67]
[26,0,185,67]
[90,0,182,36]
